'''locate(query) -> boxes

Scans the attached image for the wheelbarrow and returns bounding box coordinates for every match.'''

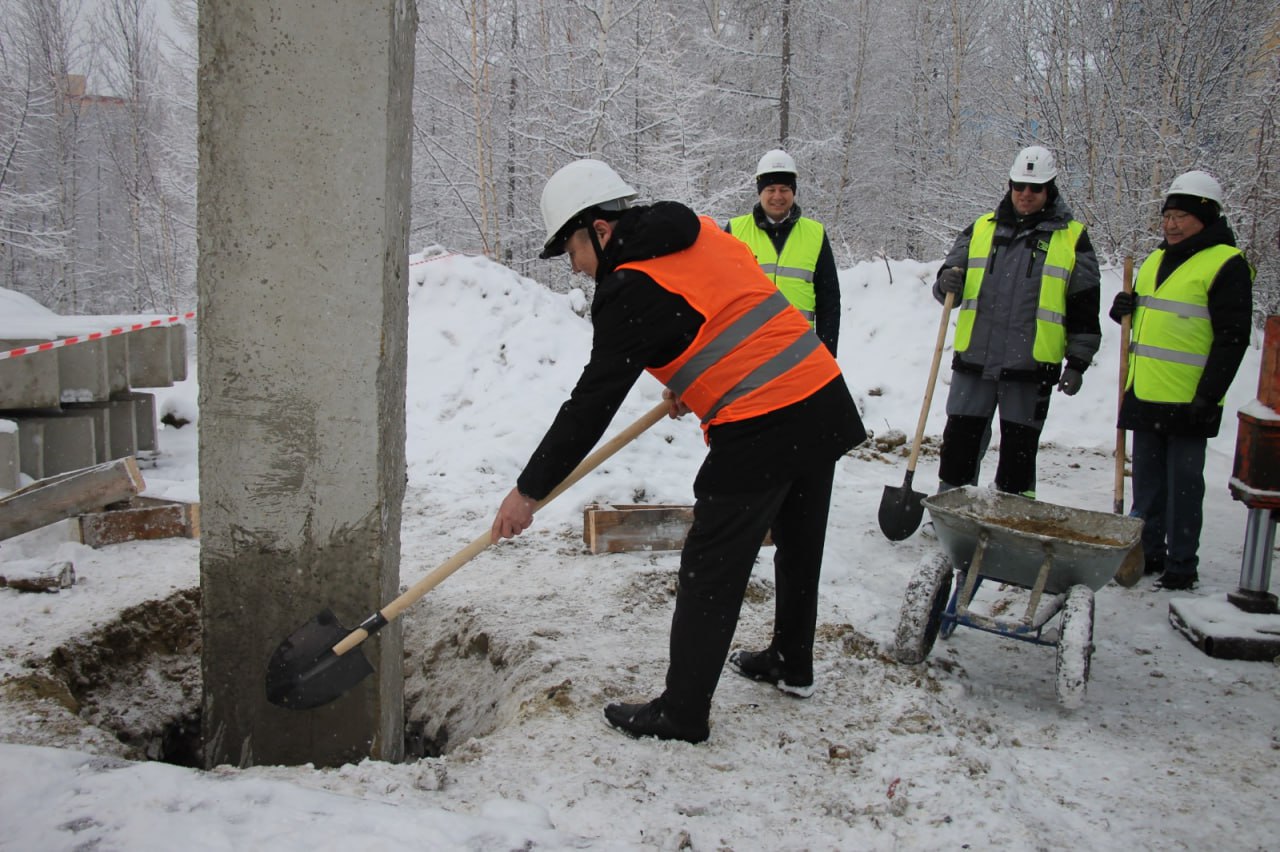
[891,486,1144,708]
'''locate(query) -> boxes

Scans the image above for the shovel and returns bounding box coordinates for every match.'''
[878,291,955,541]
[266,399,670,710]
[1112,257,1144,587]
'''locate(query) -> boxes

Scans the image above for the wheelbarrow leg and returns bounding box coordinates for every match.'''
[1021,545,1055,628]
[953,531,988,621]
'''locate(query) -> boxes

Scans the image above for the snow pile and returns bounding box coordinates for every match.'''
[0,253,1275,851]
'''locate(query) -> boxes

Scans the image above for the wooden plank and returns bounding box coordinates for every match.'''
[583,503,696,554]
[0,559,75,592]
[583,503,773,555]
[78,497,200,548]
[0,457,144,542]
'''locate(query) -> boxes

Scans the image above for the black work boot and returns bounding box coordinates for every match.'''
[603,698,709,744]
[1155,570,1198,591]
[727,648,814,698]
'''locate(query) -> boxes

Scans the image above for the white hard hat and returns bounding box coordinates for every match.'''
[755,149,798,179]
[539,159,636,258]
[1165,170,1223,205]
[1009,145,1058,183]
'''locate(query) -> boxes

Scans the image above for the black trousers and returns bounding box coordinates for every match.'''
[939,414,1042,496]
[660,462,837,724]
[1130,430,1207,575]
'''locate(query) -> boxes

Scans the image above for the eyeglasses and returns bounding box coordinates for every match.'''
[1010,182,1047,194]
[1161,210,1192,223]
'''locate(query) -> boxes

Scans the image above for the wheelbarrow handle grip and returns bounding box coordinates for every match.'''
[332,399,671,656]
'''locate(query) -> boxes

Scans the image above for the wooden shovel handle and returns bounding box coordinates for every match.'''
[1113,257,1134,514]
[907,291,956,473]
[333,400,670,655]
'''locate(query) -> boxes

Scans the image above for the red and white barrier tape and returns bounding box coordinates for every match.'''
[0,311,196,361]
[2,253,458,362]
[409,250,457,268]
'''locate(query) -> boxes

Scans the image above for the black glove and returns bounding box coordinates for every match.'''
[1186,395,1218,425]
[1109,291,1136,323]
[1057,367,1083,396]
[937,266,965,295]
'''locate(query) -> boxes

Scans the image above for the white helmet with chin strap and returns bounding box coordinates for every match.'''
[1009,145,1058,183]
[755,149,797,179]
[539,159,637,258]
[1165,170,1223,205]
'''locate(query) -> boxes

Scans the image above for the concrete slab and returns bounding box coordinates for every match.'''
[64,403,116,463]
[115,392,157,453]
[0,420,17,492]
[16,415,98,479]
[1168,595,1280,661]
[169,325,189,382]
[126,326,176,388]
[107,398,139,459]
[0,342,61,409]
[57,338,112,403]
[107,335,131,394]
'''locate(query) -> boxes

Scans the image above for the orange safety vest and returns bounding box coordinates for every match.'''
[617,217,841,435]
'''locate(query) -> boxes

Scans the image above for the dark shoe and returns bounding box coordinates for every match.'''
[1144,554,1165,576]
[603,699,709,744]
[727,648,814,698]
[1155,571,1198,591]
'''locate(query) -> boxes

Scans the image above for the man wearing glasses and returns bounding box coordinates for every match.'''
[931,146,1101,498]
[1107,171,1254,590]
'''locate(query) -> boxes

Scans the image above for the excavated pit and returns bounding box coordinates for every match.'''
[2,588,205,766]
[400,600,583,760]
[3,586,543,766]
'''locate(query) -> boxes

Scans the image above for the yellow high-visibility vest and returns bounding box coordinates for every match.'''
[1127,244,1247,403]
[728,214,825,328]
[953,213,1084,364]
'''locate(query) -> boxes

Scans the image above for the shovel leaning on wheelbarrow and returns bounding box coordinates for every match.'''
[879,291,955,541]
[266,400,670,711]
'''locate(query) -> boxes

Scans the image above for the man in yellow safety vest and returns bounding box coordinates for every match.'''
[932,146,1101,498]
[727,149,841,355]
[1109,170,1254,590]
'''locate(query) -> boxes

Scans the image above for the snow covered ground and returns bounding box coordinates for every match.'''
[0,249,1276,851]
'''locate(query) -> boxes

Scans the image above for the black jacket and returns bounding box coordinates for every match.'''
[1115,216,1254,437]
[725,203,842,355]
[517,202,866,499]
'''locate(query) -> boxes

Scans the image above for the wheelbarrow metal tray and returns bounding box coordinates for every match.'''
[923,486,1143,594]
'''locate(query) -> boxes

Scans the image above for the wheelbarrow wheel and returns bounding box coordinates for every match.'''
[893,551,953,665]
[1054,585,1095,709]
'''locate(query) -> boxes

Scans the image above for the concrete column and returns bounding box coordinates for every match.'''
[197,0,416,768]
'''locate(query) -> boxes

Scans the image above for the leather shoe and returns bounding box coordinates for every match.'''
[728,648,814,698]
[603,699,709,744]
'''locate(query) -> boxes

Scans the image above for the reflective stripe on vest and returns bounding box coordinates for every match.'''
[619,217,841,432]
[953,213,1084,364]
[1126,243,1245,404]
[728,214,824,325]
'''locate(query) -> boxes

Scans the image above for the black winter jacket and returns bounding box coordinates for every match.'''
[725,203,842,355]
[516,202,866,500]
[1115,216,1254,437]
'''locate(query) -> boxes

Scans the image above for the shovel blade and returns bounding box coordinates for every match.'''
[878,483,926,542]
[1112,541,1146,588]
[266,608,374,711]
